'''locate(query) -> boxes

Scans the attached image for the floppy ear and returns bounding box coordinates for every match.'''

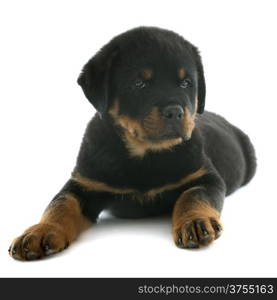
[77,47,118,114]
[190,46,206,114]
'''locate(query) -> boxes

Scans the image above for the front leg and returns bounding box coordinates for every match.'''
[172,172,225,249]
[9,180,106,260]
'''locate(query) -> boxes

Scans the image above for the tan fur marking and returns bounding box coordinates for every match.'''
[41,193,91,241]
[110,100,146,139]
[142,107,164,136]
[123,133,183,157]
[147,168,207,198]
[182,107,196,139]
[118,116,146,138]
[109,99,120,117]
[142,69,153,80]
[173,194,220,231]
[179,68,186,80]
[72,168,206,199]
[72,173,135,194]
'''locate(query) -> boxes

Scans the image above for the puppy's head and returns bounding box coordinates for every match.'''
[78,27,206,156]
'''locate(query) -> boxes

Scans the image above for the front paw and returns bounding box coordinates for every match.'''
[9,223,69,261]
[173,217,222,249]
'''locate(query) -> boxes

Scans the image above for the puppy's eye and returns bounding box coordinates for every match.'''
[179,79,191,89]
[135,79,146,89]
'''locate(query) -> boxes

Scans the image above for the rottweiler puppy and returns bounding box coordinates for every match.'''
[9,27,256,260]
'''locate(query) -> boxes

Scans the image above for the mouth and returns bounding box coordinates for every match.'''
[146,133,190,143]
[144,123,191,143]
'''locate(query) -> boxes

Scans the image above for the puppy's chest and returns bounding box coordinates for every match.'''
[100,148,201,189]
[75,134,205,196]
[73,155,205,204]
[94,154,202,193]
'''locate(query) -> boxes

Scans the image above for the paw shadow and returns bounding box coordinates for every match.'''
[79,211,172,243]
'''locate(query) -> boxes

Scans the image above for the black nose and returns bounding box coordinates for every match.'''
[162,105,184,120]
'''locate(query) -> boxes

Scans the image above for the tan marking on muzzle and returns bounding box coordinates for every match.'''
[109,100,184,158]
[182,107,196,139]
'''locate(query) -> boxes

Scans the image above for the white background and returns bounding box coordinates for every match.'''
[0,0,276,277]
